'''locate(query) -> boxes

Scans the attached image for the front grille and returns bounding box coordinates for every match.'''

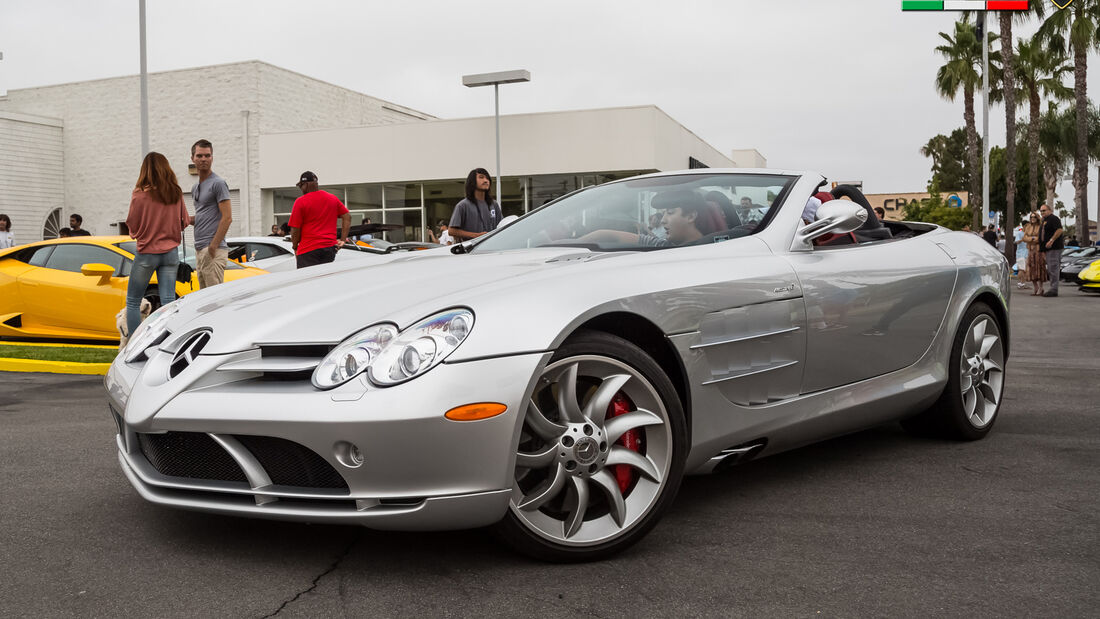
[138,432,247,482]
[235,435,348,489]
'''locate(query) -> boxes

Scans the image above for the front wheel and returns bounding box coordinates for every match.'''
[496,331,687,562]
[903,302,1005,440]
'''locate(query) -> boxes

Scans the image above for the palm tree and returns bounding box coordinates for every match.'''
[998,3,1045,263]
[936,19,1001,229]
[1015,35,1073,212]
[1039,0,1100,245]
[1037,103,1074,212]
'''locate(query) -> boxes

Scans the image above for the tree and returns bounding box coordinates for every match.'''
[935,19,1002,229]
[903,179,974,230]
[920,128,975,191]
[1039,0,1100,245]
[997,4,1047,266]
[1037,103,1075,210]
[989,142,1037,225]
[1014,34,1073,212]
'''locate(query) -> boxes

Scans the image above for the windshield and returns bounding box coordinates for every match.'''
[474,173,795,252]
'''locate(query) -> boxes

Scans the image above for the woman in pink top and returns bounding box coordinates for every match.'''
[124,152,191,334]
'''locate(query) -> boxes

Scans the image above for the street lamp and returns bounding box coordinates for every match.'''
[462,69,531,206]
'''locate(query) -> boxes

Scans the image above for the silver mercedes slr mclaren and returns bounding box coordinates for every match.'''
[105,170,1010,561]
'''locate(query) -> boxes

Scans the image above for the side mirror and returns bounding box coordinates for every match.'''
[792,200,868,250]
[497,214,519,229]
[80,263,117,285]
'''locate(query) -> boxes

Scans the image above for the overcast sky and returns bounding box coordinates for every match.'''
[2,0,1096,220]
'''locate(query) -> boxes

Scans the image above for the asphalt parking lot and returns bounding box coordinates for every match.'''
[1,287,1096,618]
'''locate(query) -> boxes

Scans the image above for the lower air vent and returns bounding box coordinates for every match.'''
[138,432,247,482]
[234,435,348,489]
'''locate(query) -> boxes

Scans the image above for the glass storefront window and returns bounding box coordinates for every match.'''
[498,177,525,219]
[347,185,382,212]
[384,184,420,210]
[273,188,298,222]
[320,186,346,203]
[383,208,423,243]
[423,179,466,231]
[529,175,579,211]
[265,172,651,237]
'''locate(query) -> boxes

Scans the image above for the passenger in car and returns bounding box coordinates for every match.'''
[705,191,741,229]
[579,190,722,247]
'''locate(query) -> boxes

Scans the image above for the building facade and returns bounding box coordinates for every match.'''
[260,105,735,241]
[0,110,65,239]
[0,61,429,240]
[0,61,745,245]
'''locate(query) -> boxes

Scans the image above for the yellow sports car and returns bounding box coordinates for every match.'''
[0,236,266,341]
[1077,258,1100,293]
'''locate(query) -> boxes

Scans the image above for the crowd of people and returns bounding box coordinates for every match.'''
[976,204,1072,297]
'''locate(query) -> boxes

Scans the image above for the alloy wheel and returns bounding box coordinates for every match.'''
[510,355,673,547]
[958,314,1004,429]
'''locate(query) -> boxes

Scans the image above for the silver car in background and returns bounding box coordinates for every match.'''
[225,236,399,273]
[106,170,1010,561]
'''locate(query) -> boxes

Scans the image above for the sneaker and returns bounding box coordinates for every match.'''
[1042,290,1058,297]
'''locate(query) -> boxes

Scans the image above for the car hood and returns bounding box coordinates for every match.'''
[165,246,642,355]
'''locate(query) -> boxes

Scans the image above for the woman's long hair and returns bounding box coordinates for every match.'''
[135,152,183,206]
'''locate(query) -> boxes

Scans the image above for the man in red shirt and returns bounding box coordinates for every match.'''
[289,171,351,268]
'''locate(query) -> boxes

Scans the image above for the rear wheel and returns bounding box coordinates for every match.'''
[497,331,686,562]
[903,302,1005,440]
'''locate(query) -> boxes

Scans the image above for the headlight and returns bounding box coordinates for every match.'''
[311,308,475,390]
[121,300,182,362]
[312,323,399,389]
[370,309,474,386]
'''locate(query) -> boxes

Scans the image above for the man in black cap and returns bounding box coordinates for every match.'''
[288,171,351,268]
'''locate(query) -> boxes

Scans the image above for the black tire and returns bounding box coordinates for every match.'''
[902,302,1005,440]
[496,330,687,562]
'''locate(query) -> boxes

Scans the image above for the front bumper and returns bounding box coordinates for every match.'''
[106,348,551,530]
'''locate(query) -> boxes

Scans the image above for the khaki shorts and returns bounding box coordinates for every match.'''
[196,246,228,289]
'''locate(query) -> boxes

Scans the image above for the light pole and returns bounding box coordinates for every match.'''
[462,70,531,206]
[139,0,149,157]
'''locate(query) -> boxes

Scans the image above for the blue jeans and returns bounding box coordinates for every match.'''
[126,249,180,334]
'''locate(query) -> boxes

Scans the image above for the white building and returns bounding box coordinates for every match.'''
[0,61,761,243]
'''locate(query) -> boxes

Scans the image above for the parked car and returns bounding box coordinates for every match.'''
[1057,247,1100,281]
[226,236,394,273]
[1076,258,1100,293]
[106,171,1010,561]
[0,236,265,341]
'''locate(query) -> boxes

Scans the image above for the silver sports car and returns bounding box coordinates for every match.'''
[105,170,1010,561]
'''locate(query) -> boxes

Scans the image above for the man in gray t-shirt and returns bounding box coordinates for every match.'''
[449,167,501,241]
[190,139,233,288]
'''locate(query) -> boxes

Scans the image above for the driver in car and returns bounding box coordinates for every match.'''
[579,190,721,247]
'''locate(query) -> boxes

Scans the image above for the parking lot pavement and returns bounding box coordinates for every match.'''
[1,289,1097,617]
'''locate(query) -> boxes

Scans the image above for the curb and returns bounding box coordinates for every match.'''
[0,358,111,375]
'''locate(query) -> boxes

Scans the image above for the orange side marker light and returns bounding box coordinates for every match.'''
[445,402,508,421]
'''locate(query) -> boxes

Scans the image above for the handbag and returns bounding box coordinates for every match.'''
[176,261,194,284]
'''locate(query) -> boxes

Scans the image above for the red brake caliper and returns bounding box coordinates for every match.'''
[607,392,640,493]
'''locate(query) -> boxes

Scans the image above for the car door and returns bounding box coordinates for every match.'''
[784,237,957,394]
[18,243,128,334]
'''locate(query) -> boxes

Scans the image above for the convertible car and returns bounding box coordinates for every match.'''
[0,236,265,341]
[105,170,1011,561]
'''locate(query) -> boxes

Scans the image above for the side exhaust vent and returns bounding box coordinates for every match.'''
[708,439,768,473]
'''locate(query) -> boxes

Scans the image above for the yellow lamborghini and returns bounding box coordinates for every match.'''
[1077,258,1100,293]
[0,236,266,341]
